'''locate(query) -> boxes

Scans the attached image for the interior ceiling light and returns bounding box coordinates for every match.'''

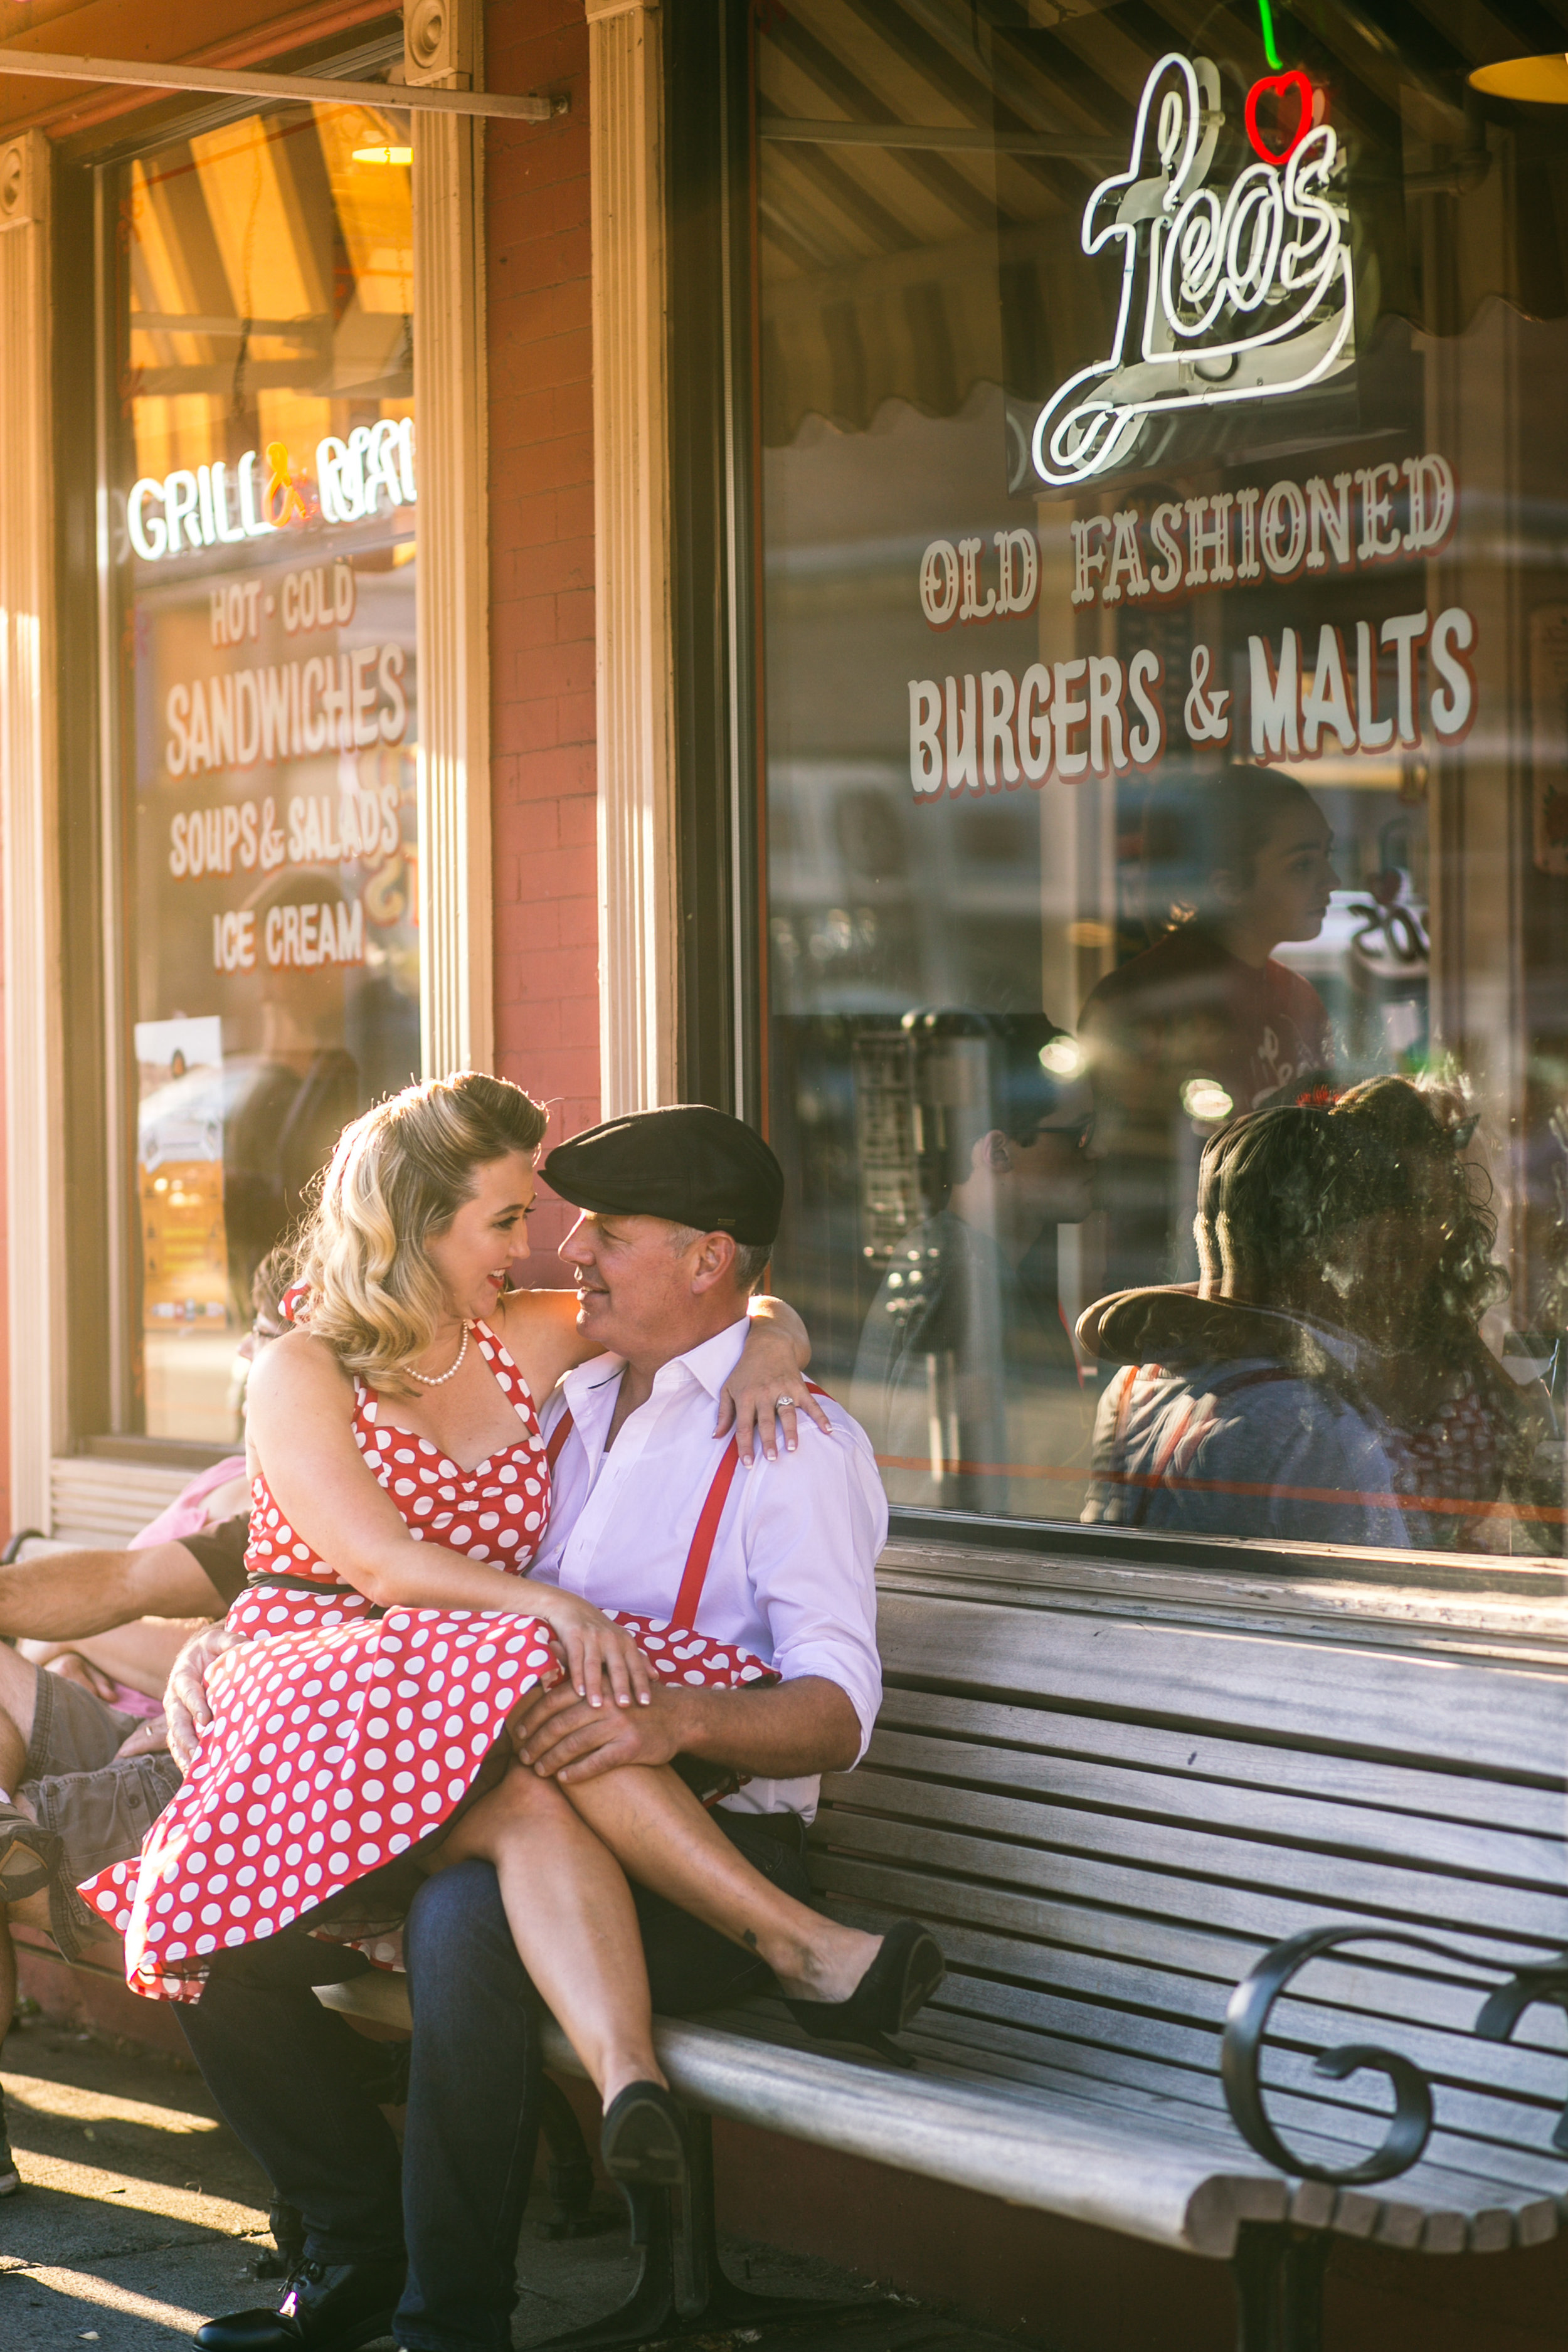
[353,145,413,165]
[1469,54,1568,103]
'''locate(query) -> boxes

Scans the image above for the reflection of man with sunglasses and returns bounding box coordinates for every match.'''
[852,1013,1097,1517]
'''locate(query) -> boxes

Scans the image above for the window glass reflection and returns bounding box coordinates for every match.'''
[758,0,1568,1559]
[110,105,420,1443]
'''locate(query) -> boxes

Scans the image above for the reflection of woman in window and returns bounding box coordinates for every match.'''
[224,869,363,1320]
[1312,1078,1553,1552]
[1079,1101,1412,1548]
[1080,1079,1555,1552]
[1079,776,1338,1295]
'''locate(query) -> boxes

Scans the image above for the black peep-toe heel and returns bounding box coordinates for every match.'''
[784,1920,946,2069]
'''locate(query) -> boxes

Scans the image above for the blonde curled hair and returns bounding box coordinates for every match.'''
[292,1072,549,1391]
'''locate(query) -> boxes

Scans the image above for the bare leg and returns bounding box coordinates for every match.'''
[559,1765,881,2003]
[0,1649,39,1783]
[4,1886,61,1936]
[0,1720,61,1920]
[0,1699,30,1799]
[436,1764,663,2111]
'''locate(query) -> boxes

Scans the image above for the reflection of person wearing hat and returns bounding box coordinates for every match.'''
[853,1017,1097,1517]
[1079,775,1337,1295]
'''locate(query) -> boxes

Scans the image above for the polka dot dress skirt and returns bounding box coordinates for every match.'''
[80,1604,561,1999]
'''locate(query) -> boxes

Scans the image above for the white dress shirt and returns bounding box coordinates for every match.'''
[532,1318,886,1821]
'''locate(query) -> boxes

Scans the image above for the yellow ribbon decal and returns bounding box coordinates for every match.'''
[265,441,307,527]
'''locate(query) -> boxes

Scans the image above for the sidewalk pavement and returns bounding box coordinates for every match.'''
[0,2015,1034,2352]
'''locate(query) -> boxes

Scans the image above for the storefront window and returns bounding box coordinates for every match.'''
[105,102,420,1443]
[758,1,1568,1556]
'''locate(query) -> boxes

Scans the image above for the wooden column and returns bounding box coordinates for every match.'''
[0,129,66,1529]
[409,0,495,1078]
[588,0,678,1116]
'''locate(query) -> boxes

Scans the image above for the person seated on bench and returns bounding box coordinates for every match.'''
[1079,1078,1552,1551]
[1291,1076,1552,1550]
[1078,1096,1412,1546]
[0,1515,246,2198]
[0,1248,303,2193]
[98,1086,940,2352]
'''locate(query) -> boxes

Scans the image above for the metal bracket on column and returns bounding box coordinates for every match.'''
[0,48,568,122]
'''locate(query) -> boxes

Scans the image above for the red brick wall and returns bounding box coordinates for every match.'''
[486,0,599,1273]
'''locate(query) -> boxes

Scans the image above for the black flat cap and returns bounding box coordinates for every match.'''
[544,1106,785,1246]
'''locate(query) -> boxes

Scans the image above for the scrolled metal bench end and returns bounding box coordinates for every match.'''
[1221,1923,1446,2189]
[1470,1951,1568,2153]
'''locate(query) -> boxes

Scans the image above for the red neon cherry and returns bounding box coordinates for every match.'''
[1244,71,1318,166]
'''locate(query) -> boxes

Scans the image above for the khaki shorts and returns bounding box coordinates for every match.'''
[19,1667,181,1963]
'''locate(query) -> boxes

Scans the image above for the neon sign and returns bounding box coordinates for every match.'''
[1030,53,1353,487]
[1244,71,1316,166]
[127,418,416,563]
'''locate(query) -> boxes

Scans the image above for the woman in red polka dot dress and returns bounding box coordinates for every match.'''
[78,1075,924,2181]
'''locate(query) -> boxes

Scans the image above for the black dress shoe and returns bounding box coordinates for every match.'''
[784,1920,946,2069]
[194,2255,406,2352]
[600,2081,688,2246]
[599,2080,687,2191]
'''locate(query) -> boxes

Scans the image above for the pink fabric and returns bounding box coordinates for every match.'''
[105,1682,164,1720]
[128,1456,248,1551]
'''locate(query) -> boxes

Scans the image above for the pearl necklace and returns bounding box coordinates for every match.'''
[406,1321,470,1387]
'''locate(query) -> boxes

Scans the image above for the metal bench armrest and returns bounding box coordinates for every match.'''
[1475,1955,1568,2153]
[1221,1922,1565,2187]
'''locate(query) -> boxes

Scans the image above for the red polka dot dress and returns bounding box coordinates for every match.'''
[78,1322,775,2002]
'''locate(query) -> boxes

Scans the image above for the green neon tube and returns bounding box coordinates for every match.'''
[1257,0,1284,70]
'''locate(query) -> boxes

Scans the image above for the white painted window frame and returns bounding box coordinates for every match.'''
[588,0,680,1118]
[0,128,67,1533]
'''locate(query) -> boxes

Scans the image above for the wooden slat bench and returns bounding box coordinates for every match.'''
[322,1529,1568,2352]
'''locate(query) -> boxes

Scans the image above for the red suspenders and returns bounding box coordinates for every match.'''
[543,1382,829,1632]
[670,1443,742,1628]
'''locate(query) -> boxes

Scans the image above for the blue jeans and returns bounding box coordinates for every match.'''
[178,1819,811,2351]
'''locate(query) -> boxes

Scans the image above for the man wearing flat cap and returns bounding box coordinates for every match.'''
[188,1105,887,2352]
[520,1104,884,1817]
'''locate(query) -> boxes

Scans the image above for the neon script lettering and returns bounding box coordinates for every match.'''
[1031,52,1353,486]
